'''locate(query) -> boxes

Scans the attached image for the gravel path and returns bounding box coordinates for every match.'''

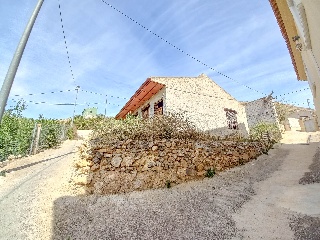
[0,132,319,240]
[0,140,82,240]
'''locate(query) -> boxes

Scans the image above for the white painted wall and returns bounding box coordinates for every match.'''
[288,0,320,126]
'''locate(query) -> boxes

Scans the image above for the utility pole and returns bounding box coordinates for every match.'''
[71,86,80,126]
[0,0,44,122]
[307,99,311,109]
[104,95,108,117]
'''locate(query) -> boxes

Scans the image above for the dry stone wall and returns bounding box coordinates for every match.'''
[73,138,270,195]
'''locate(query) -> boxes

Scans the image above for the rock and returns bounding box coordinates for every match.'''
[104,153,112,158]
[232,151,240,157]
[103,172,117,184]
[93,157,101,164]
[90,164,100,171]
[121,156,134,167]
[196,163,204,172]
[241,153,249,161]
[97,149,108,153]
[197,171,206,177]
[111,155,122,167]
[93,181,104,193]
[147,160,156,168]
[152,146,158,151]
[186,168,195,176]
[159,151,166,157]
[180,159,188,168]
[166,142,171,147]
[177,167,186,178]
[177,151,184,157]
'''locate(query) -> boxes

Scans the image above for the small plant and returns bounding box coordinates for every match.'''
[205,168,215,178]
[166,180,171,188]
[0,170,6,177]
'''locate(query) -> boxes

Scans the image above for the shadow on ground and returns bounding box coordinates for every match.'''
[6,151,76,174]
[51,142,320,240]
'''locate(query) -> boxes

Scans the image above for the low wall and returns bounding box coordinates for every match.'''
[73,139,270,194]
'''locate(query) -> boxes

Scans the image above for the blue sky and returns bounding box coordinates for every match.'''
[0,0,314,119]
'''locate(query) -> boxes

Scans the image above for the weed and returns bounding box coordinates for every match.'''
[205,168,215,178]
[0,170,6,177]
[166,180,171,188]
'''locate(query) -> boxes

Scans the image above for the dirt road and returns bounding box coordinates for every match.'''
[0,132,319,239]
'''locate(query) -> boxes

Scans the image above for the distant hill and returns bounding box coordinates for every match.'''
[274,101,315,123]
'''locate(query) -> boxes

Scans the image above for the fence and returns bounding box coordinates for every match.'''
[0,121,69,164]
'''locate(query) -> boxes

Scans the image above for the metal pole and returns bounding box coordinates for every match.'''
[307,99,311,109]
[71,86,80,126]
[0,0,44,122]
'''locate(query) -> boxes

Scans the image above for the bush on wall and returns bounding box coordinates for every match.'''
[249,122,282,143]
[90,113,212,146]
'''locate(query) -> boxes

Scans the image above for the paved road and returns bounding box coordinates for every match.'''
[0,132,319,239]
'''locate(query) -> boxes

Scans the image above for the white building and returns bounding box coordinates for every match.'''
[116,74,279,136]
[270,0,320,128]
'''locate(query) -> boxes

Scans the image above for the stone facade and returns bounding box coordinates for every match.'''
[73,138,271,195]
[245,97,280,130]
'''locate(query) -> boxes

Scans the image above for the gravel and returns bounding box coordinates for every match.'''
[290,215,320,240]
[299,146,320,184]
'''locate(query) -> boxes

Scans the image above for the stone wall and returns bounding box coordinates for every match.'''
[73,138,270,195]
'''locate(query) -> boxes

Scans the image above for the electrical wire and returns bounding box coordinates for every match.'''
[98,0,267,96]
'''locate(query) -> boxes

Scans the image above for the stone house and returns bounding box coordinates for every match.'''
[269,0,320,127]
[82,107,97,119]
[116,74,279,136]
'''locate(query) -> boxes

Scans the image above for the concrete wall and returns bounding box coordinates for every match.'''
[151,74,249,136]
[245,98,279,130]
[303,51,320,125]
[288,0,320,126]
[302,0,320,66]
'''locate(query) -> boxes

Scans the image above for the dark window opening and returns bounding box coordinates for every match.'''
[142,104,150,119]
[154,99,163,115]
[224,108,238,130]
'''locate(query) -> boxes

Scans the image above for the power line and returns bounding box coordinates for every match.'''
[274,87,310,98]
[10,98,121,107]
[80,89,128,100]
[58,0,75,83]
[98,0,266,96]
[10,89,73,97]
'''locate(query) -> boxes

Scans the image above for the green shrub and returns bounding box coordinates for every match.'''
[249,122,282,143]
[205,168,215,178]
[90,113,212,145]
[0,100,68,161]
